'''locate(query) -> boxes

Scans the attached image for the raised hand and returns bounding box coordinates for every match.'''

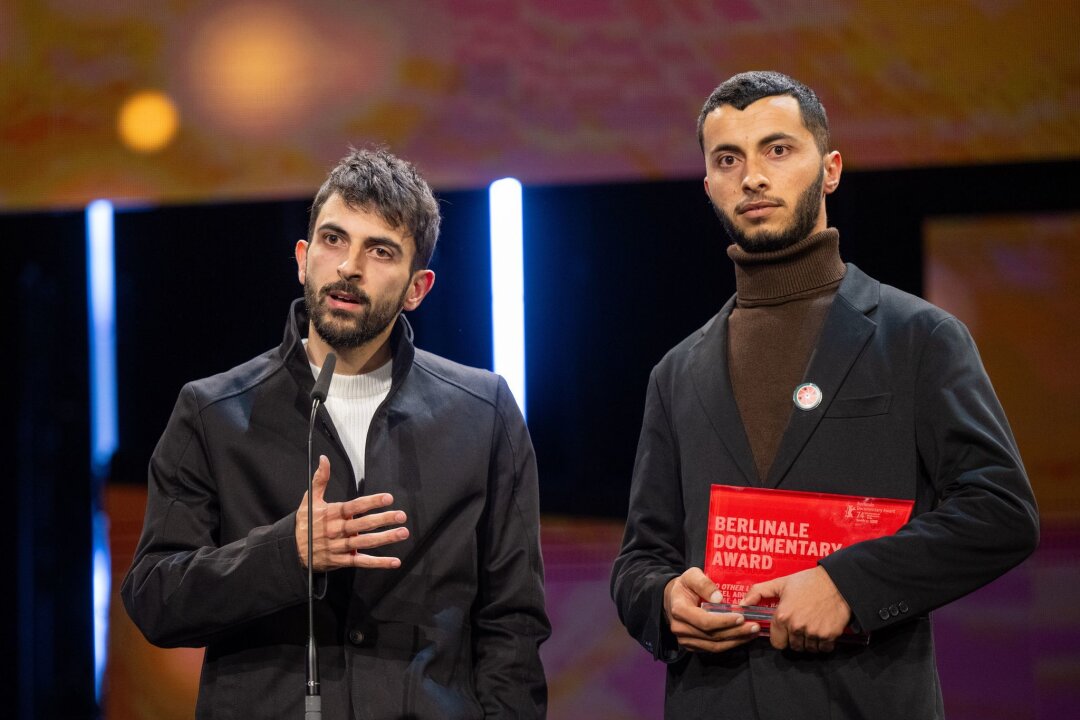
[295,455,409,571]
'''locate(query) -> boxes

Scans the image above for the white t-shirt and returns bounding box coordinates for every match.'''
[307,347,392,489]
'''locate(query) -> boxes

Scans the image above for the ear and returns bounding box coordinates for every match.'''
[823,151,842,195]
[402,269,436,312]
[703,176,711,196]
[295,239,308,286]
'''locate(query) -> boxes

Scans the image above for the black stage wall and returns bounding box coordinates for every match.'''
[5,160,1078,717]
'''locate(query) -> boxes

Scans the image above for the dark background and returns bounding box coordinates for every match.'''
[4,159,1078,716]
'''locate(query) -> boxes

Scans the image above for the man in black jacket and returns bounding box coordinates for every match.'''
[123,148,549,719]
[610,71,1038,719]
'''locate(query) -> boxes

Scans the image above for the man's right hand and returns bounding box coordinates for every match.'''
[295,455,409,571]
[663,568,761,652]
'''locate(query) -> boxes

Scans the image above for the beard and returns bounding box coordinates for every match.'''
[712,165,824,253]
[304,277,409,350]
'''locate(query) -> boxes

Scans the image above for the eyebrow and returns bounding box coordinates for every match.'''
[365,235,405,255]
[708,142,744,156]
[757,132,798,148]
[317,222,404,253]
[708,132,800,156]
[317,221,350,238]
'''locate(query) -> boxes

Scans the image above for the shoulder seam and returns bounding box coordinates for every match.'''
[191,355,287,412]
[411,355,499,409]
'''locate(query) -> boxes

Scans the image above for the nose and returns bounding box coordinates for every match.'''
[337,249,363,281]
[741,159,769,194]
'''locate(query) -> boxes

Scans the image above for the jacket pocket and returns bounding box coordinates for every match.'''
[824,393,891,418]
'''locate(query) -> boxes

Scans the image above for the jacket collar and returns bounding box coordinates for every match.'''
[278,299,418,499]
[688,263,880,487]
[278,298,417,393]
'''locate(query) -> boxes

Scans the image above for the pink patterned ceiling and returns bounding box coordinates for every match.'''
[2,0,1077,209]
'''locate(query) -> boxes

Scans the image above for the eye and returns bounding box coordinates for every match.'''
[371,245,394,259]
[716,154,739,168]
[768,145,790,158]
[323,232,344,246]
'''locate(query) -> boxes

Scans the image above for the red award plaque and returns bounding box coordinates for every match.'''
[702,484,914,640]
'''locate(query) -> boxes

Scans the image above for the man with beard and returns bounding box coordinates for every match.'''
[122,148,549,719]
[610,72,1038,719]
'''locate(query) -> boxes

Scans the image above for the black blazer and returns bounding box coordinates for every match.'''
[122,303,549,719]
[612,264,1038,720]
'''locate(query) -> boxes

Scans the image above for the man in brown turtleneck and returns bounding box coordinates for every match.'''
[611,72,1037,719]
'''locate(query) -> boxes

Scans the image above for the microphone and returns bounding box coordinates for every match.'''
[305,352,335,719]
[311,352,336,402]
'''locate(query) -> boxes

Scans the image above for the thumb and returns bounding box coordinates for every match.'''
[741,578,781,607]
[311,454,331,503]
[682,567,723,604]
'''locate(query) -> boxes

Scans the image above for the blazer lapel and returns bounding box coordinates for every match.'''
[766,265,880,488]
[689,297,760,487]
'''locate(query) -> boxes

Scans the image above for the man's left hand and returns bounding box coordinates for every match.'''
[741,566,851,653]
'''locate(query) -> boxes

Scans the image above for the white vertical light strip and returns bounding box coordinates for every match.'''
[87,199,117,477]
[91,512,110,701]
[86,199,116,702]
[489,178,526,418]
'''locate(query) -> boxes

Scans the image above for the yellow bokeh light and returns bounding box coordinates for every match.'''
[118,91,180,154]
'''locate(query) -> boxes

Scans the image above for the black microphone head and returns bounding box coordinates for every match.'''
[311,352,337,402]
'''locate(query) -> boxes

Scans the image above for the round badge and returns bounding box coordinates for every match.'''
[793,382,822,411]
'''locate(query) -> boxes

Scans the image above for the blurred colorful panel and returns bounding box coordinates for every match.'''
[925,213,1080,521]
[2,0,1077,209]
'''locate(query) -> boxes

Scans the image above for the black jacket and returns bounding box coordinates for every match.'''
[611,264,1038,719]
[122,300,549,719]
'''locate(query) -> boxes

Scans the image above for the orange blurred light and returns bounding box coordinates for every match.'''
[186,3,316,136]
[117,90,180,153]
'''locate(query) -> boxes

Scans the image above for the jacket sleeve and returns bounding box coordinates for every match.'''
[472,377,551,717]
[120,383,311,648]
[820,316,1039,633]
[610,369,684,662]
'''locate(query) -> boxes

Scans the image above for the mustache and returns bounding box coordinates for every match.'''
[735,195,786,214]
[319,280,371,305]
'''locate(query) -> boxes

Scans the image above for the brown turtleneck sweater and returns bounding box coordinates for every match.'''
[727,228,846,484]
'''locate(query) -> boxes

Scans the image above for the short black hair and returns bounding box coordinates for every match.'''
[308,147,440,271]
[697,71,830,155]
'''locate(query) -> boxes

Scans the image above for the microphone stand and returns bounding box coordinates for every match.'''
[306,352,336,719]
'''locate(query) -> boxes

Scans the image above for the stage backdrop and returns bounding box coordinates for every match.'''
[96,174,1080,720]
[2,0,1078,209]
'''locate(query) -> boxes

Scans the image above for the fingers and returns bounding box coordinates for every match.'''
[678,630,760,653]
[755,568,848,652]
[325,524,408,569]
[681,567,723,603]
[294,460,330,568]
[313,491,410,572]
[343,509,407,536]
[769,607,838,653]
[664,570,761,654]
[776,629,833,653]
[311,455,331,503]
[341,492,397,518]
[769,617,790,651]
[741,578,780,607]
[319,545,404,571]
[349,526,409,552]
[349,552,402,570]
[326,524,409,554]
[672,613,761,653]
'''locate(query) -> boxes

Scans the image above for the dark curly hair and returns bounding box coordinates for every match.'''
[697,71,830,155]
[308,147,441,271]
